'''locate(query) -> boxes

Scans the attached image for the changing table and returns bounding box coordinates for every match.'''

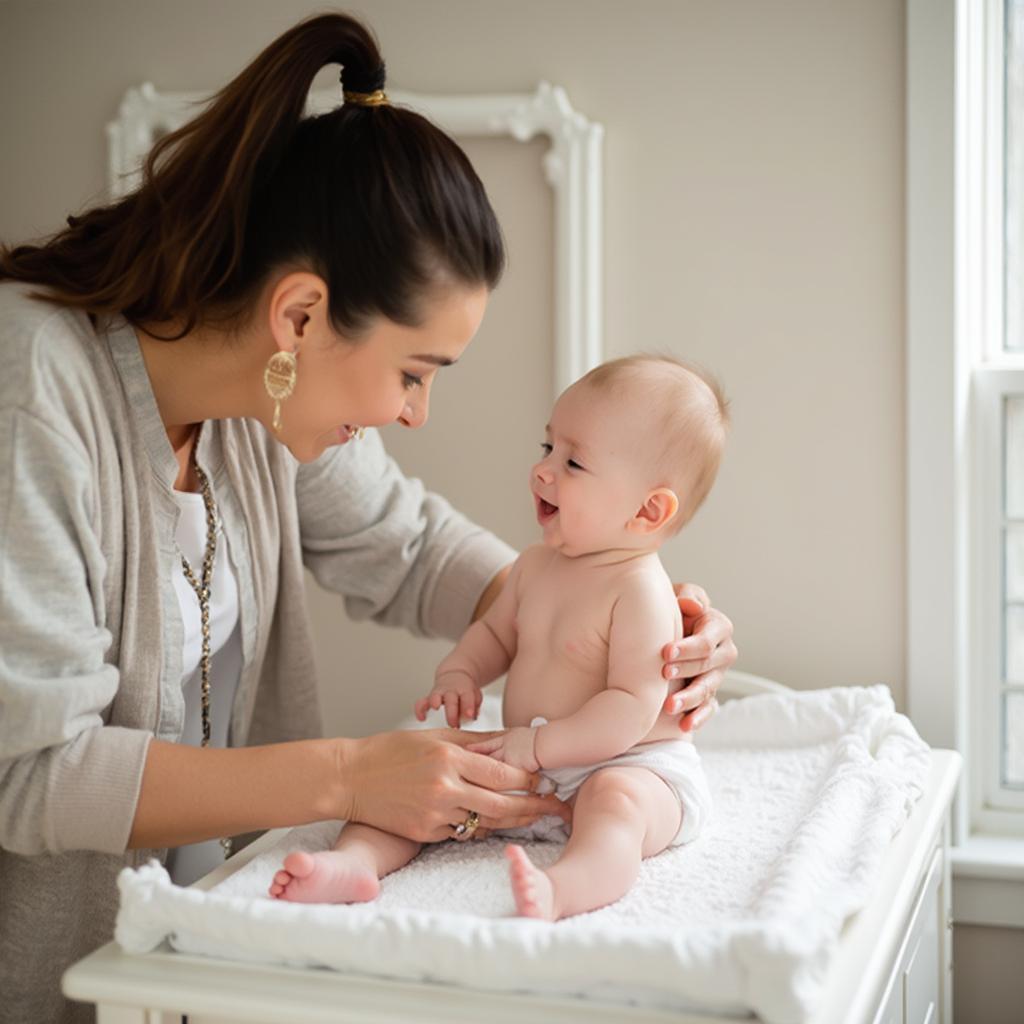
[62,676,961,1024]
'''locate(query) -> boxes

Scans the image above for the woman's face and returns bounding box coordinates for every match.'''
[274,283,489,462]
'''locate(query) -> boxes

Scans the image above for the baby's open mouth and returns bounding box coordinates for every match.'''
[537,497,558,519]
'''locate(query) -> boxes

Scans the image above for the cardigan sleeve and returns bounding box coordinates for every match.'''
[295,429,517,642]
[0,406,151,855]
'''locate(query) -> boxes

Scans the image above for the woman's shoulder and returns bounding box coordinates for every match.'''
[0,279,93,348]
[0,280,103,416]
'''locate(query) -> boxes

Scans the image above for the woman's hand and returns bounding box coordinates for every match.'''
[661,583,737,733]
[338,728,568,843]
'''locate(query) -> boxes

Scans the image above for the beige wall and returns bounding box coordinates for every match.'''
[0,0,907,732]
[954,925,1024,1024]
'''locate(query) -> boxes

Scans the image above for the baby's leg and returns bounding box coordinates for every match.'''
[507,766,681,921]
[270,824,421,904]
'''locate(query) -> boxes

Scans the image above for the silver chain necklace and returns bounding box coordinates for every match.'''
[177,457,232,859]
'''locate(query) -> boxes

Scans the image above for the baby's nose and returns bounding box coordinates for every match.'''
[533,462,553,483]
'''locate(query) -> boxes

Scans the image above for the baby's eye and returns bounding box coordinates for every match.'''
[568,459,584,470]
[402,372,423,390]
[539,442,553,456]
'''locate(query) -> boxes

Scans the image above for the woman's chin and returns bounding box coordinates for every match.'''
[283,442,321,464]
[298,425,359,461]
[277,431,334,464]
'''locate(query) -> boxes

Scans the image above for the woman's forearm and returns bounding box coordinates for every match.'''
[127,737,352,850]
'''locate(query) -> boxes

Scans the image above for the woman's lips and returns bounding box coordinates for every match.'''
[336,424,356,444]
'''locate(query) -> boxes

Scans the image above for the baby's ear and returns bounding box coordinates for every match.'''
[629,488,679,534]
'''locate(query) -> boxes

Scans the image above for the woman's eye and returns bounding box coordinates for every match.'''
[402,373,423,390]
[539,442,552,455]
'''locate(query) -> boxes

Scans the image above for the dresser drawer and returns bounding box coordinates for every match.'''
[872,846,944,1024]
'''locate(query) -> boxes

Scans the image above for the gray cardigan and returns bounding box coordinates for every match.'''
[0,281,515,1023]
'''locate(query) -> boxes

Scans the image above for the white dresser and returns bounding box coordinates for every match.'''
[63,750,961,1024]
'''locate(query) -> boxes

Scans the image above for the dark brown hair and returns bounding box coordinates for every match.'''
[0,12,505,340]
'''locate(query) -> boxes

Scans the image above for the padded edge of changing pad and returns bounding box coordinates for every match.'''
[116,858,752,1017]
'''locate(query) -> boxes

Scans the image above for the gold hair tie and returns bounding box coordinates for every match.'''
[344,89,389,107]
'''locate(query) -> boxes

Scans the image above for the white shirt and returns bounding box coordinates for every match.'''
[165,485,242,885]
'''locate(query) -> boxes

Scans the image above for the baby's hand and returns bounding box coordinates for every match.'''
[467,727,540,773]
[414,670,483,728]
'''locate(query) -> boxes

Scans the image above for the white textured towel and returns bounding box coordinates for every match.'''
[115,686,930,1023]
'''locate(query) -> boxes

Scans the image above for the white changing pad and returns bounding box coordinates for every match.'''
[116,686,930,1024]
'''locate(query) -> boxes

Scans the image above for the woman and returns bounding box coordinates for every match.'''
[0,12,736,1023]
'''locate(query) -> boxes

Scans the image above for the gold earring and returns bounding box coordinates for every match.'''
[264,351,297,433]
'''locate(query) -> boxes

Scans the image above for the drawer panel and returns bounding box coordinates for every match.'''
[871,846,944,1024]
[903,849,942,1024]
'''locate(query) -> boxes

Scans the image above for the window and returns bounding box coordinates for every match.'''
[969,0,1024,832]
[909,0,1024,918]
[1009,1,1024,355]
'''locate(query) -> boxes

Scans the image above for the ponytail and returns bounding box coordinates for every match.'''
[0,12,505,340]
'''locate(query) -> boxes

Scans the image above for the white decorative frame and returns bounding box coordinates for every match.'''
[107,82,604,397]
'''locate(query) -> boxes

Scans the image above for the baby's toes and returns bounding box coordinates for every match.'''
[282,851,315,878]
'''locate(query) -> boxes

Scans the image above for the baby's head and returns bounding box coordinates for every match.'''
[531,355,729,557]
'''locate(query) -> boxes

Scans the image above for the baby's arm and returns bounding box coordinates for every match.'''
[472,578,679,770]
[414,555,523,727]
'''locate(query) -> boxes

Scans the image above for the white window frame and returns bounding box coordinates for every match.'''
[909,0,1024,918]
[964,0,1024,831]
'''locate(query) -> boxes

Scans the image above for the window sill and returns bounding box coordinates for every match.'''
[952,835,1024,929]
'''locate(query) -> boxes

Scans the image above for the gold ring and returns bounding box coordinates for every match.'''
[452,810,480,840]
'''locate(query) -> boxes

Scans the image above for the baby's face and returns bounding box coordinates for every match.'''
[529,383,658,556]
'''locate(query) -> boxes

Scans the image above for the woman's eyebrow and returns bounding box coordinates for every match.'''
[411,354,456,366]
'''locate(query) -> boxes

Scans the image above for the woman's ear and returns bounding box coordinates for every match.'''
[628,488,680,534]
[268,271,327,351]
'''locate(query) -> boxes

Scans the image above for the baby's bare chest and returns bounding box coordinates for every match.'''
[502,554,679,730]
[503,585,615,725]
[514,583,615,671]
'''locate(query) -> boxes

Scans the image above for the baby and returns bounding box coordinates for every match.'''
[270,354,729,919]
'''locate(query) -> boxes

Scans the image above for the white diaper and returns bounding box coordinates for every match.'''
[501,719,712,848]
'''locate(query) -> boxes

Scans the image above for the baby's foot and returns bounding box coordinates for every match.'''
[269,850,380,904]
[505,844,556,920]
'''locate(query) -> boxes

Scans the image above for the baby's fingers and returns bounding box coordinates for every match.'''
[442,692,460,728]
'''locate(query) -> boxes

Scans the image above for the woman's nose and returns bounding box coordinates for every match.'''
[398,393,428,429]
